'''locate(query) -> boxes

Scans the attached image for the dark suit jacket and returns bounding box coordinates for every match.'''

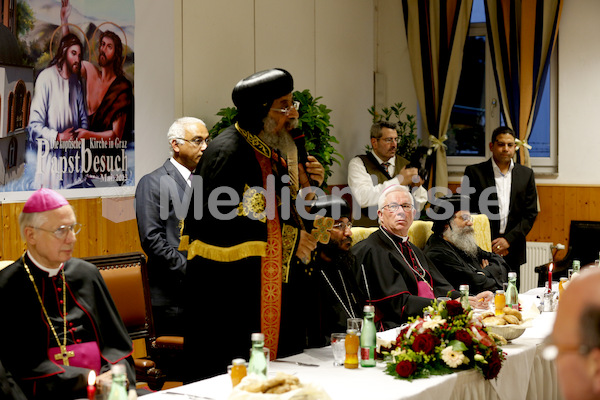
[135,160,190,312]
[463,159,538,269]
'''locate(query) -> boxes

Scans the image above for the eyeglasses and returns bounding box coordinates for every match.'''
[331,221,352,231]
[271,101,300,116]
[180,137,210,147]
[457,214,473,222]
[540,335,591,361]
[378,137,399,144]
[383,203,413,213]
[34,223,82,239]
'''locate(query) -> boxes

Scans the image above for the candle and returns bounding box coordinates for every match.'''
[87,370,96,400]
[548,263,553,293]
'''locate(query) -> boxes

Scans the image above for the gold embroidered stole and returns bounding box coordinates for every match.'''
[255,150,283,359]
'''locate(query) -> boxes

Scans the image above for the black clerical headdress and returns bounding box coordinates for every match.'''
[430,193,470,234]
[309,195,351,221]
[232,68,294,133]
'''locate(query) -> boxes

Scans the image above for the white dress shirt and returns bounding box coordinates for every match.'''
[491,158,514,234]
[170,157,192,187]
[347,152,427,211]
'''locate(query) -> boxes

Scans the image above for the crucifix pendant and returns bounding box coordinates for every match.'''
[54,346,75,366]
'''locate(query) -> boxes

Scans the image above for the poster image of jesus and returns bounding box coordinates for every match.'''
[1,0,134,192]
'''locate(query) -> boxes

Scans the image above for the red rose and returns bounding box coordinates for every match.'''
[482,350,503,379]
[454,329,472,347]
[396,360,418,377]
[412,333,440,355]
[445,300,464,316]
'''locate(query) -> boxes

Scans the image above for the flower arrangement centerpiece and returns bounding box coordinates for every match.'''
[384,299,506,380]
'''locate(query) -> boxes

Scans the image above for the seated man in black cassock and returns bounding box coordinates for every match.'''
[0,188,135,399]
[351,185,492,329]
[305,195,366,347]
[424,194,508,294]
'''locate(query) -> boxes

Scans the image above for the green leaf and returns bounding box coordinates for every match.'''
[448,340,468,352]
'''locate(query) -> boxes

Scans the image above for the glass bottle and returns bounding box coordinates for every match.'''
[572,259,581,274]
[344,329,359,369]
[459,284,470,311]
[505,272,519,310]
[107,363,128,400]
[558,277,568,300]
[248,333,267,379]
[494,290,506,316]
[230,358,247,387]
[360,305,376,367]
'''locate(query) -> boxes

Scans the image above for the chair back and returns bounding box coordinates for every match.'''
[350,214,492,251]
[81,252,155,342]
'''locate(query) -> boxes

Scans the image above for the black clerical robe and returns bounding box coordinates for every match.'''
[0,255,134,399]
[305,254,366,347]
[180,123,305,382]
[351,228,459,329]
[424,234,508,293]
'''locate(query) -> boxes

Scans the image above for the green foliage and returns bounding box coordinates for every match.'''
[367,102,421,160]
[16,0,35,38]
[208,89,341,187]
[294,89,341,186]
[209,107,239,138]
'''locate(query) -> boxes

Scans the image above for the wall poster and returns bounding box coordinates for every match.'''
[0,0,134,198]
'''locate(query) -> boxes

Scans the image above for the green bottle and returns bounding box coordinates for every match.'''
[505,272,519,310]
[107,364,128,400]
[360,305,377,367]
[248,333,267,379]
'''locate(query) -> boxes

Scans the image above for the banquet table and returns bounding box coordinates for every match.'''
[143,295,562,400]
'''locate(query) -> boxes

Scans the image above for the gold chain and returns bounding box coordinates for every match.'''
[21,254,69,358]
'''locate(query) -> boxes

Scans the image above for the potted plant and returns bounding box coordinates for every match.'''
[366,102,421,160]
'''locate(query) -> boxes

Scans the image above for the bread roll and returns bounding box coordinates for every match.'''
[503,307,522,320]
[483,316,507,326]
[502,314,520,325]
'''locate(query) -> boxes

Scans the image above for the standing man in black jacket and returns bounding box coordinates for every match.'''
[462,126,538,279]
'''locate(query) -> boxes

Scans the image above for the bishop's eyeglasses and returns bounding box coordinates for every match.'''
[34,223,82,239]
[382,203,413,213]
[271,101,300,116]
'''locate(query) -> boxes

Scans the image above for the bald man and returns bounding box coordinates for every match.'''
[551,268,600,400]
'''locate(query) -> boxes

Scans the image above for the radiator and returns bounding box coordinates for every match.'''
[520,242,553,293]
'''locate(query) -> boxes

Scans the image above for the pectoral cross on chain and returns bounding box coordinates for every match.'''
[54,345,75,366]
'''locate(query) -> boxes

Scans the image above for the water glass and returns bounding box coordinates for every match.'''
[330,333,346,366]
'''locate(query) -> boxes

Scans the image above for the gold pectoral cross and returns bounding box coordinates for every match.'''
[54,346,75,366]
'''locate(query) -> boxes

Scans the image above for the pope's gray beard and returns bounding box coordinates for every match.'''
[443,221,478,258]
[259,116,298,157]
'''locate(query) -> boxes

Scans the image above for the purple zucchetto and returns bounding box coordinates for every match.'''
[22,188,69,213]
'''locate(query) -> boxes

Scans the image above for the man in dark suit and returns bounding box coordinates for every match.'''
[135,117,209,336]
[462,126,538,279]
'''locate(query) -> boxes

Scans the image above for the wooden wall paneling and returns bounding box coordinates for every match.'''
[1,198,142,261]
[1,202,26,261]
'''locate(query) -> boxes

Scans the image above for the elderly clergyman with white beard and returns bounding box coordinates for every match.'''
[180,68,325,382]
[424,194,508,294]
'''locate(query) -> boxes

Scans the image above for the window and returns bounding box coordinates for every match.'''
[445,0,557,175]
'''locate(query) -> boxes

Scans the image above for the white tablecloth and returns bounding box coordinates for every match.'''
[144,295,562,400]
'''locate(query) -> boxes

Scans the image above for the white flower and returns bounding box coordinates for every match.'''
[441,346,466,368]
[422,317,446,331]
[474,354,486,363]
[391,347,406,358]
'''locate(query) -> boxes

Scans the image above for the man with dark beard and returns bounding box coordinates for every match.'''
[27,33,88,189]
[305,196,365,348]
[424,194,508,293]
[180,68,325,381]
